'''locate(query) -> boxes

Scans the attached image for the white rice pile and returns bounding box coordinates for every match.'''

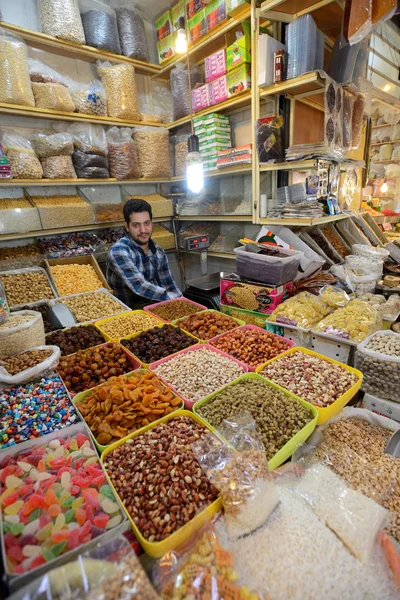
[215,485,399,600]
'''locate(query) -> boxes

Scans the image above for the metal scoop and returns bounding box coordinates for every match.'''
[385,429,400,458]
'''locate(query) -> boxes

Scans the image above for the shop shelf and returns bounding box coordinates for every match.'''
[167,91,252,129]
[0,187,42,235]
[80,185,124,224]
[259,214,349,227]
[26,186,94,229]
[259,71,325,101]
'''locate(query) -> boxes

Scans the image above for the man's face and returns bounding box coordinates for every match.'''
[126,211,153,246]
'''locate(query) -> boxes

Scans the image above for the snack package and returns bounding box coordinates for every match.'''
[37,0,85,44]
[67,123,108,155]
[170,63,204,121]
[220,273,294,314]
[81,0,121,54]
[355,330,400,402]
[256,116,284,163]
[31,132,74,158]
[71,79,107,116]
[313,298,382,342]
[0,131,43,180]
[97,61,140,120]
[268,291,334,329]
[0,29,35,107]
[115,4,150,62]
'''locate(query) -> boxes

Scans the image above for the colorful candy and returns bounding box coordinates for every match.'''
[0,375,77,449]
[0,431,123,575]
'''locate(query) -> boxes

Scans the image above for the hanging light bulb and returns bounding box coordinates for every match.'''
[381,182,388,193]
[175,17,187,53]
[186,134,204,193]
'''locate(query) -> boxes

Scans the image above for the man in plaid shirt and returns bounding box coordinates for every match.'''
[107,198,182,308]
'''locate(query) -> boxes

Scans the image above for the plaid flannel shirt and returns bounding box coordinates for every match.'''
[107,235,182,307]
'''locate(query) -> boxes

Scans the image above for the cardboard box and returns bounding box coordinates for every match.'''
[220,304,268,327]
[200,136,232,147]
[258,34,286,87]
[193,112,229,124]
[226,0,251,17]
[186,0,206,20]
[171,1,185,36]
[227,63,251,97]
[205,0,227,31]
[217,153,252,167]
[226,20,251,70]
[217,143,252,157]
[157,34,175,63]
[192,84,210,112]
[205,49,227,83]
[188,9,207,44]
[208,74,228,105]
[155,10,172,42]
[220,273,294,314]
[361,393,400,424]
[200,141,232,154]
[197,128,231,141]
[45,254,111,294]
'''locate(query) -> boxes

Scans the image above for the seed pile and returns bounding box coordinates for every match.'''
[97,312,160,340]
[197,379,313,461]
[261,351,358,407]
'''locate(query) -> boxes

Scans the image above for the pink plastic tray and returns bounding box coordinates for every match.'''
[149,343,248,410]
[143,298,207,323]
[209,324,296,371]
[57,342,141,398]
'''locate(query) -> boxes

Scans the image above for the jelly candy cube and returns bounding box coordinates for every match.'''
[2,522,11,534]
[61,496,74,509]
[29,509,41,523]
[10,523,24,536]
[22,545,42,558]
[79,520,91,540]
[39,514,51,529]
[69,439,78,451]
[75,433,89,448]
[3,532,19,549]
[67,528,80,550]
[65,509,75,524]
[70,485,80,496]
[100,485,114,500]
[52,513,66,534]
[101,499,119,515]
[92,474,106,486]
[106,515,122,530]
[30,494,47,509]
[93,513,110,528]
[19,484,34,498]
[13,564,25,575]
[30,554,46,569]
[42,547,55,562]
[37,459,46,473]
[5,475,23,489]
[74,508,86,526]
[22,500,35,517]
[5,500,24,515]
[44,489,58,507]
[36,522,53,542]
[72,497,84,510]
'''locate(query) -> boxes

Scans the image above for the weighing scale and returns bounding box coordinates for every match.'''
[182,234,221,310]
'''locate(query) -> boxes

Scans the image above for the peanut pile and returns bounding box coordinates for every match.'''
[103,416,219,541]
[210,327,291,367]
[58,291,125,323]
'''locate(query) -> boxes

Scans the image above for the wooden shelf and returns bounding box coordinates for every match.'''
[372,123,394,130]
[175,215,253,221]
[371,139,400,147]
[0,21,161,76]
[168,91,252,129]
[371,159,400,164]
[171,164,252,181]
[259,72,325,104]
[0,102,165,128]
[259,0,344,41]
[155,6,251,78]
[259,214,348,226]
[260,159,317,171]
[0,178,171,187]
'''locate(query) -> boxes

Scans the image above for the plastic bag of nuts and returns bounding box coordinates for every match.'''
[71,79,107,116]
[132,127,172,178]
[38,0,85,44]
[0,29,35,107]
[40,155,77,179]
[31,132,74,158]
[355,331,400,402]
[174,134,189,177]
[81,0,121,54]
[106,127,140,180]
[0,311,46,358]
[68,123,108,155]
[97,61,140,120]
[31,82,75,112]
[1,132,43,180]
[115,5,150,62]
[0,345,60,385]
[103,415,219,543]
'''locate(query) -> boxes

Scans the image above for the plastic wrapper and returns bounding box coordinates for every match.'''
[31,132,74,158]
[345,253,383,278]
[286,14,320,79]
[0,29,35,107]
[70,79,107,116]
[28,58,67,86]
[1,131,43,180]
[38,0,85,44]
[327,35,360,84]
[74,165,110,179]
[9,536,158,600]
[256,115,284,163]
[174,134,189,176]
[133,127,172,178]
[268,291,334,329]
[194,413,278,539]
[319,285,350,308]
[342,89,355,150]
[72,150,109,178]
[97,62,139,121]
[391,124,400,140]
[355,330,400,402]
[332,264,377,296]
[352,39,369,87]
[379,143,393,160]
[351,95,365,149]
[295,463,389,563]
[352,243,390,261]
[115,5,150,62]
[0,311,45,358]
[106,126,139,180]
[81,0,121,54]
[41,155,77,179]
[170,63,204,121]
[0,344,60,385]
[313,298,381,342]
[0,281,9,325]
[392,143,400,159]
[385,163,400,178]
[156,523,265,600]
[67,123,108,155]
[31,81,75,112]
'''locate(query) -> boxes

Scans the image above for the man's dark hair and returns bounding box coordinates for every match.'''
[123,199,153,224]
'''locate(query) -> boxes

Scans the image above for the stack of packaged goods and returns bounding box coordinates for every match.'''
[217,144,253,168]
[194,113,232,170]
[226,20,252,97]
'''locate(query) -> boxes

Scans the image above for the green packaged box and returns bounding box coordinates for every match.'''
[197,128,232,140]
[194,112,229,124]
[226,0,251,16]
[157,33,175,63]
[172,1,185,34]
[227,63,251,97]
[199,136,232,146]
[226,20,251,70]
[220,305,267,328]
[205,0,226,31]
[155,10,172,42]
[200,141,232,153]
[188,9,207,44]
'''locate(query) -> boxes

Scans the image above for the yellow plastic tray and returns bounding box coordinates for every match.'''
[73,369,183,453]
[171,309,245,343]
[101,410,222,558]
[193,372,318,471]
[118,322,200,369]
[256,347,363,425]
[95,310,163,342]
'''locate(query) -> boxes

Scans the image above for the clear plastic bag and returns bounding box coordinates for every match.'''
[70,79,107,116]
[40,155,77,179]
[392,143,400,159]
[38,0,85,44]
[28,58,67,86]
[97,61,140,120]
[106,126,139,180]
[345,253,383,278]
[352,243,390,261]
[31,132,74,158]
[174,134,189,176]
[351,95,365,150]
[0,344,60,385]
[170,63,204,121]
[296,463,389,563]
[67,123,108,155]
[0,311,45,358]
[355,330,400,402]
[72,150,109,178]
[268,291,333,329]
[0,131,43,179]
[256,115,284,163]
[115,4,149,62]
[81,0,121,54]
[133,127,172,178]
[379,143,393,160]
[319,285,350,308]
[0,29,35,107]
[74,165,110,179]
[391,124,400,141]
[313,298,382,342]
[31,82,75,112]
[0,281,9,325]
[194,413,278,539]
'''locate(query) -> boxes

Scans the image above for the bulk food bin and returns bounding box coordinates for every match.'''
[234,244,303,285]
[53,288,131,325]
[144,298,207,323]
[80,185,124,223]
[172,309,245,343]
[26,186,94,229]
[95,310,163,342]
[0,189,42,236]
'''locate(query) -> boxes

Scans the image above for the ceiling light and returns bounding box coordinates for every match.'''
[175,17,187,54]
